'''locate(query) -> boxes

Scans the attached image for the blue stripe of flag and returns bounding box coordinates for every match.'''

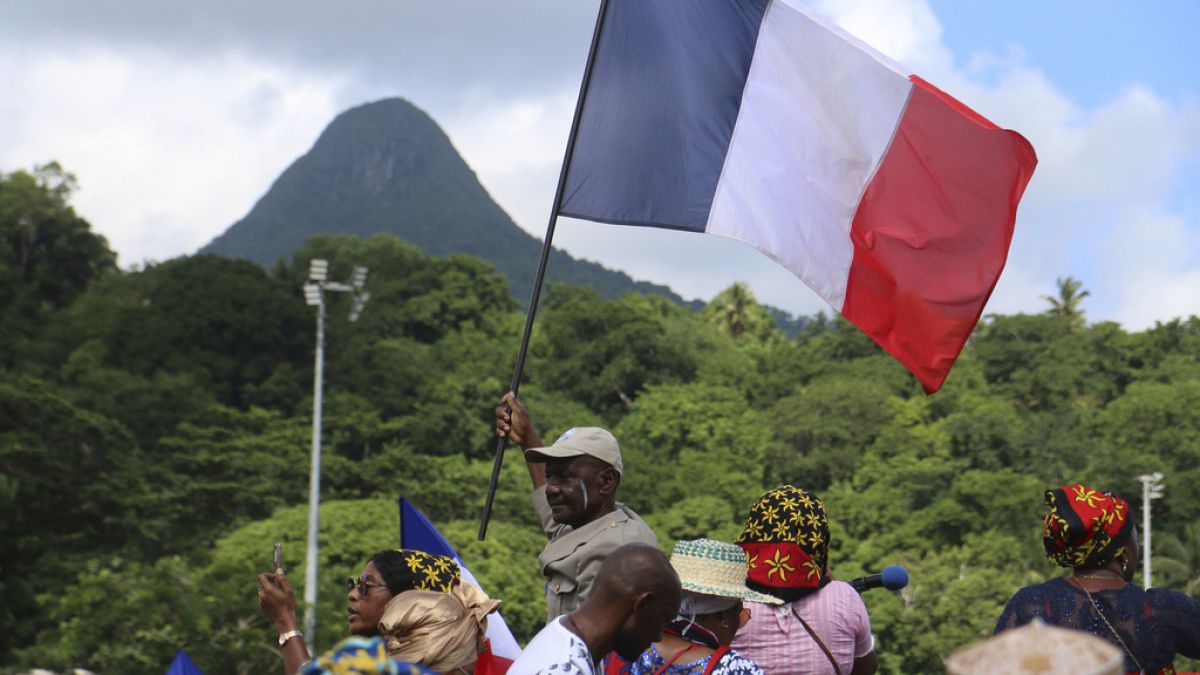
[559,0,769,232]
[400,497,459,559]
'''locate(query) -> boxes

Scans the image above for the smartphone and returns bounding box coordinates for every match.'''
[274,543,283,571]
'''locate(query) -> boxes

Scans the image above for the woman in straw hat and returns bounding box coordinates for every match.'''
[604,538,780,675]
[995,485,1200,675]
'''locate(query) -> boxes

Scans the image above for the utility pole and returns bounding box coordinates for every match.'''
[1136,472,1164,590]
[301,260,369,647]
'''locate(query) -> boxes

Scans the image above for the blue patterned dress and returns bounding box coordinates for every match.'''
[624,644,763,675]
[995,577,1200,674]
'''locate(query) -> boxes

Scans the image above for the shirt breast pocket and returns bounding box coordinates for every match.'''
[547,573,577,598]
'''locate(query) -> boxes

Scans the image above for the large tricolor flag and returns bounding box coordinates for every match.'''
[559,0,1037,393]
[399,497,521,672]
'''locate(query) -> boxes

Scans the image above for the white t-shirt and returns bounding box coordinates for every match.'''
[508,616,596,675]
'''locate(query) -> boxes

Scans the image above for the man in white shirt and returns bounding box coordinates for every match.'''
[509,544,682,675]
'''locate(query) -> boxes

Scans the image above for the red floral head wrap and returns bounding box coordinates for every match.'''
[736,485,829,599]
[1043,484,1132,569]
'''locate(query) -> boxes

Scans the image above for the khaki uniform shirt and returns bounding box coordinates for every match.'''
[532,484,658,621]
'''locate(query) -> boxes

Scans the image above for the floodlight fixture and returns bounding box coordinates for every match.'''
[352,266,368,290]
[309,258,329,282]
[349,291,370,322]
[303,284,322,306]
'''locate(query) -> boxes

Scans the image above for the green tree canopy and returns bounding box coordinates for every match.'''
[0,163,116,367]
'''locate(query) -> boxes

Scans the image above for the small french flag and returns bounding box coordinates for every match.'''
[400,497,521,673]
[560,0,1037,393]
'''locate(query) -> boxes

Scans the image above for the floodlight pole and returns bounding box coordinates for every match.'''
[1137,472,1164,590]
[304,289,326,644]
[301,260,369,649]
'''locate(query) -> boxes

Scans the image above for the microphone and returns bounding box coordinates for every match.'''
[847,565,908,593]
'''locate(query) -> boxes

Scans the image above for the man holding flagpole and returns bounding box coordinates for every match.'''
[496,392,658,623]
[477,0,1035,540]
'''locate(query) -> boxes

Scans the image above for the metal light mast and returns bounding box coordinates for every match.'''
[1136,472,1164,590]
[301,259,370,646]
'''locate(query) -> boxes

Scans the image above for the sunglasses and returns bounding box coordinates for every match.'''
[346,575,390,596]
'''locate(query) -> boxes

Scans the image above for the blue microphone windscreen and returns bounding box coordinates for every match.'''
[881,565,909,590]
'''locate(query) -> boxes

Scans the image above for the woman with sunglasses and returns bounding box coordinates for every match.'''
[259,548,501,674]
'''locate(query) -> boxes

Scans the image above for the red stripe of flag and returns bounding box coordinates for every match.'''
[842,75,1038,393]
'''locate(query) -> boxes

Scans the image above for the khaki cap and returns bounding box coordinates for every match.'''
[525,427,623,475]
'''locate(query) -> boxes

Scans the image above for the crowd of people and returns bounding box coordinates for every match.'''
[255,393,1199,674]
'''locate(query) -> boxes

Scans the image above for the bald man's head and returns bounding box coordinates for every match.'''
[584,543,682,661]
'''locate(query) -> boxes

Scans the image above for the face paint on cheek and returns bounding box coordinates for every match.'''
[581,483,589,512]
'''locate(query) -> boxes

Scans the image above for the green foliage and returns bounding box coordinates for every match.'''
[530,286,715,414]
[0,377,147,658]
[615,382,768,523]
[5,211,1200,673]
[0,163,116,369]
[763,377,892,491]
[102,254,311,408]
[147,406,311,554]
[14,556,213,673]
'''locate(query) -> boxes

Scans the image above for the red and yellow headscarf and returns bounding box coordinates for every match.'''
[1043,484,1132,569]
[737,485,830,598]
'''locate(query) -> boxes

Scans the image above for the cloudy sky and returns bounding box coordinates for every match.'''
[2,1,1197,327]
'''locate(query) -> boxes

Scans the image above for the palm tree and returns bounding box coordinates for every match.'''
[1042,276,1090,330]
[707,281,758,341]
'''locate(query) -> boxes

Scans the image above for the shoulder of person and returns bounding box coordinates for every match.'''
[614,504,659,544]
[822,579,868,605]
[718,648,766,675]
[1146,586,1200,611]
[516,618,595,674]
[1018,578,1065,600]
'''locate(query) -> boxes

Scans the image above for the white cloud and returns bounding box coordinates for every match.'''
[815,0,952,75]
[0,44,345,265]
[1103,212,1200,328]
[439,92,578,236]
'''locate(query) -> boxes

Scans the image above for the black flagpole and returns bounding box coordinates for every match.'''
[477,0,612,540]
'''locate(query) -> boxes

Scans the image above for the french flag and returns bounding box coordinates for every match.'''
[559,0,1037,393]
[400,498,521,673]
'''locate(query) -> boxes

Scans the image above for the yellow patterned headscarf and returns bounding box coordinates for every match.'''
[737,485,830,598]
[377,549,460,594]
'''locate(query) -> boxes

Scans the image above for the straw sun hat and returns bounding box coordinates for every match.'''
[944,619,1123,675]
[670,539,783,605]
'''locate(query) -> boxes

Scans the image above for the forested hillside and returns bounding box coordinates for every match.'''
[3,165,1199,673]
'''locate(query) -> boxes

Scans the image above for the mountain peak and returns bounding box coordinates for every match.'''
[200,97,681,303]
